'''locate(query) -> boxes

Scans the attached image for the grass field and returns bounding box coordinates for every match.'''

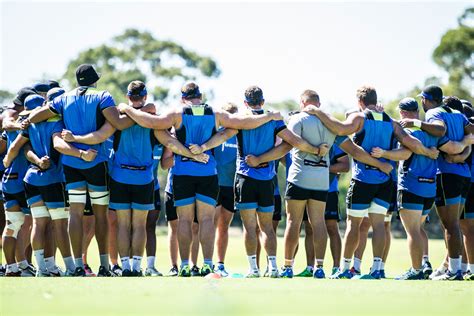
[1,229,473,316]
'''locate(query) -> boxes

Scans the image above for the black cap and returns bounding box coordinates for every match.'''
[12,87,38,107]
[418,85,443,103]
[75,64,101,86]
[399,97,419,111]
[48,80,60,89]
[32,82,50,93]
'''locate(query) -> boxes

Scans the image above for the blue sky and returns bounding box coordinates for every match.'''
[0,1,471,111]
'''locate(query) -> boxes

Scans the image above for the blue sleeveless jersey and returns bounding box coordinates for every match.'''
[2,131,29,194]
[214,134,237,187]
[398,127,442,198]
[236,109,286,181]
[425,106,469,177]
[50,87,115,169]
[22,117,65,186]
[174,105,217,177]
[110,124,155,185]
[152,144,163,190]
[328,143,347,193]
[352,110,394,184]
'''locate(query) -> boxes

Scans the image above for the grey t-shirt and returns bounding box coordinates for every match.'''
[287,112,336,191]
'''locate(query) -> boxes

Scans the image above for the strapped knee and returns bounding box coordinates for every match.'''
[31,206,50,219]
[68,189,87,204]
[5,211,25,239]
[50,208,69,220]
[89,190,109,205]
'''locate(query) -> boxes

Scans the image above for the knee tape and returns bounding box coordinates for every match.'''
[384,213,393,222]
[347,208,368,218]
[368,202,388,215]
[5,211,25,239]
[50,208,69,220]
[89,190,109,205]
[68,189,87,204]
[30,206,50,219]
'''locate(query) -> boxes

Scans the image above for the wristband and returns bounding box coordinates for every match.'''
[413,120,422,128]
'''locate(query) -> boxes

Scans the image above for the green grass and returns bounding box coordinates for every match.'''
[1,231,473,316]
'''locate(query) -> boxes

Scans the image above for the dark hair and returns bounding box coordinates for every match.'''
[444,96,463,112]
[356,85,377,106]
[301,90,320,104]
[244,86,264,106]
[181,82,202,100]
[127,81,146,102]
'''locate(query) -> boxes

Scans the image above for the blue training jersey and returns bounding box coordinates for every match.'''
[152,144,163,190]
[398,127,444,198]
[49,87,115,169]
[110,124,156,186]
[22,117,65,186]
[352,110,395,184]
[214,134,237,187]
[174,105,217,177]
[236,109,286,181]
[425,106,469,177]
[328,142,348,193]
[2,130,29,194]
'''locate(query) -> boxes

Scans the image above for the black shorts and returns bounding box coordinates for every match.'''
[83,192,93,216]
[63,162,109,191]
[24,182,66,209]
[235,174,274,213]
[2,191,29,214]
[165,192,198,223]
[285,182,328,202]
[346,179,393,217]
[109,179,154,211]
[435,173,471,207]
[273,195,282,221]
[173,175,218,207]
[217,186,235,213]
[461,182,474,220]
[324,191,340,221]
[154,190,161,211]
[388,181,397,213]
[397,190,435,216]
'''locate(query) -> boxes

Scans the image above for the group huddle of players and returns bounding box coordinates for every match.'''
[0,64,473,281]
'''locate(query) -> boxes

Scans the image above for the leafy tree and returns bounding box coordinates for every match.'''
[0,89,14,111]
[63,29,220,103]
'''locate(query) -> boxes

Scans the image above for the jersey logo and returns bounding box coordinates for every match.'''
[253,162,269,169]
[181,156,205,164]
[3,173,19,180]
[120,164,146,171]
[418,177,435,183]
[303,159,328,168]
[365,165,380,171]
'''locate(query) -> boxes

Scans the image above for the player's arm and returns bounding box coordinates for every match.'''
[160,147,174,170]
[28,105,56,124]
[370,146,412,161]
[277,128,326,156]
[245,141,293,167]
[154,130,209,163]
[393,122,439,159]
[3,134,29,168]
[190,128,239,155]
[464,123,474,134]
[52,133,97,161]
[119,105,175,130]
[61,122,116,145]
[101,106,136,131]
[338,138,393,175]
[2,110,22,131]
[438,134,474,154]
[303,106,364,136]
[216,110,282,130]
[401,118,446,137]
[23,143,51,171]
[0,138,6,155]
[329,155,350,174]
[445,145,471,164]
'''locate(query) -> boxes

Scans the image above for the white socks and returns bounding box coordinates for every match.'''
[132,256,142,272]
[342,258,351,271]
[34,249,46,271]
[147,256,155,269]
[448,257,461,274]
[121,257,131,271]
[45,256,55,271]
[247,255,258,271]
[353,257,361,271]
[268,256,277,271]
[422,255,429,265]
[18,260,28,269]
[315,259,324,268]
[63,256,76,272]
[371,257,382,273]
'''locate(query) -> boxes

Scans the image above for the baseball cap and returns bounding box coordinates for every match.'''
[47,87,65,102]
[12,87,38,107]
[76,64,101,86]
[19,95,45,116]
[417,85,443,103]
[32,82,50,93]
[48,80,60,89]
[461,99,472,108]
[399,97,419,111]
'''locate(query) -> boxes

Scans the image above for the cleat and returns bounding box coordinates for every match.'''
[395,268,424,280]
[280,266,294,278]
[36,269,50,277]
[422,261,433,279]
[190,265,201,277]
[295,267,313,277]
[358,270,382,280]
[429,266,447,280]
[464,272,474,281]
[20,264,36,277]
[268,269,280,278]
[97,266,112,277]
[84,264,96,277]
[331,267,339,276]
[313,267,325,279]
[263,267,269,278]
[132,270,143,277]
[380,270,386,279]
[64,269,75,277]
[245,270,261,278]
[6,270,22,277]
[48,265,64,277]
[330,268,353,279]
[179,265,191,277]
[122,269,133,277]
[215,264,229,278]
[200,264,213,277]
[350,267,361,276]
[72,267,86,277]
[432,270,463,281]
[111,264,122,277]
[168,265,179,277]
[0,266,6,277]
[144,267,163,277]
